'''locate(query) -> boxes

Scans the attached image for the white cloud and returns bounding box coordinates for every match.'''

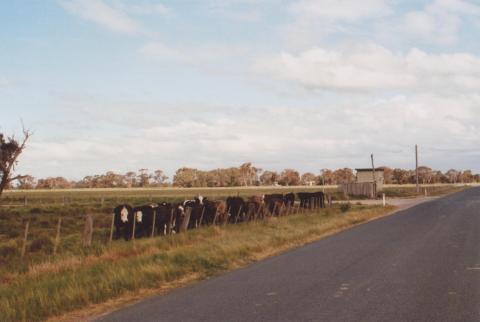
[401,0,480,45]
[18,91,480,179]
[58,0,142,34]
[254,44,480,92]
[289,0,391,21]
[139,41,250,69]
[113,1,171,16]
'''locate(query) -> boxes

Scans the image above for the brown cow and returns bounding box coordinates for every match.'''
[203,200,229,225]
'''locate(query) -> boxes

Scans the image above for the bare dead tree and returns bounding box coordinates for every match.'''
[0,126,32,197]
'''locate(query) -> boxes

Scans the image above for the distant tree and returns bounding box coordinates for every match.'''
[125,171,137,188]
[319,169,335,185]
[173,167,198,187]
[445,169,460,184]
[460,170,473,183]
[301,172,316,185]
[379,166,393,184]
[36,177,71,189]
[152,169,168,186]
[16,175,36,189]
[392,168,409,184]
[0,128,31,197]
[333,168,354,184]
[417,166,434,184]
[137,169,151,187]
[278,169,300,186]
[259,170,278,185]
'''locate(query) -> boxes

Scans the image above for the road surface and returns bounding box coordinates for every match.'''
[97,188,480,322]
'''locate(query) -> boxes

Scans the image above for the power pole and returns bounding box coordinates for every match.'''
[371,154,376,198]
[415,145,419,193]
[371,154,376,182]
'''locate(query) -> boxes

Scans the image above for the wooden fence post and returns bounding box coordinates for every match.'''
[167,208,175,235]
[151,210,156,238]
[83,214,93,247]
[21,220,30,258]
[181,207,192,232]
[382,193,386,207]
[24,196,28,207]
[198,206,206,227]
[101,197,105,207]
[131,214,136,243]
[224,207,231,226]
[109,212,115,244]
[53,217,62,256]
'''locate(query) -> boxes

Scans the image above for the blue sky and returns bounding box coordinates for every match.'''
[1,0,480,179]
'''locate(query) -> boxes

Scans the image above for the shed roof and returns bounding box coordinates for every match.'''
[355,168,385,172]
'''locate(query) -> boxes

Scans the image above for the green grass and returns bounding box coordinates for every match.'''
[382,184,469,198]
[0,204,394,322]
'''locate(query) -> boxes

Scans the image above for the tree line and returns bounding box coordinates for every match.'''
[7,163,480,190]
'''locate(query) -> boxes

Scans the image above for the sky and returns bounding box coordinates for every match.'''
[1,0,480,180]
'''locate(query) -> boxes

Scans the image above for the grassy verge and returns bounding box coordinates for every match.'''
[382,184,469,198]
[0,204,394,322]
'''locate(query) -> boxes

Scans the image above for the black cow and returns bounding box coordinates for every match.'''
[226,196,246,223]
[113,204,134,240]
[297,192,325,209]
[183,196,205,229]
[202,199,228,225]
[264,194,285,216]
[132,204,157,238]
[283,192,295,207]
[155,202,177,235]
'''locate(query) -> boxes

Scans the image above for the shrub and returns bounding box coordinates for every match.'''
[0,244,18,258]
[29,236,54,253]
[340,203,351,213]
[30,208,42,214]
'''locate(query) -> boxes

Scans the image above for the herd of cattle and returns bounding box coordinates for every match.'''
[112,191,326,240]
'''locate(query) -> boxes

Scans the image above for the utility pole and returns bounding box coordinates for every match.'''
[415,145,419,193]
[371,154,376,198]
[371,154,376,182]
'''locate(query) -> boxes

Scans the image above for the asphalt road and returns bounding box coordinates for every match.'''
[98,188,480,322]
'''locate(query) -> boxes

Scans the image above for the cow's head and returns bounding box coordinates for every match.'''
[177,205,185,215]
[135,211,143,223]
[120,206,129,223]
[197,195,204,205]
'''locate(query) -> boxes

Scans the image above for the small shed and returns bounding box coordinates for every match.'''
[355,168,385,191]
[341,168,385,198]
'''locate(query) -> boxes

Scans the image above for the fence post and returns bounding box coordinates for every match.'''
[24,196,28,207]
[21,220,30,258]
[151,210,156,238]
[224,206,231,226]
[235,205,242,224]
[101,197,105,207]
[382,193,386,207]
[167,208,175,235]
[181,207,192,232]
[83,214,93,247]
[199,206,206,227]
[62,196,66,206]
[131,213,136,242]
[53,217,62,256]
[109,212,115,244]
[424,188,428,197]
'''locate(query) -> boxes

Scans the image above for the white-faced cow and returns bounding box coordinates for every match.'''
[132,204,157,238]
[113,204,134,240]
